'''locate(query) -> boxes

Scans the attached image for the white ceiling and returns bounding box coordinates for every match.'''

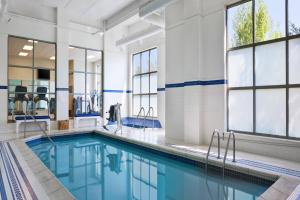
[7,0,140,28]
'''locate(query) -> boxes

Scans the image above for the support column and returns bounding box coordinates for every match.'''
[0,33,8,125]
[56,7,69,121]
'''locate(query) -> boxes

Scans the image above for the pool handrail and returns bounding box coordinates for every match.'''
[143,107,154,131]
[136,107,145,128]
[222,131,236,175]
[206,129,221,170]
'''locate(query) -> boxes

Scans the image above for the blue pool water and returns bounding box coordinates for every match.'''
[27,133,272,200]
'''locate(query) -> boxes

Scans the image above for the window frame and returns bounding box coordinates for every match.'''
[7,35,57,122]
[68,45,104,118]
[226,0,300,140]
[132,47,158,117]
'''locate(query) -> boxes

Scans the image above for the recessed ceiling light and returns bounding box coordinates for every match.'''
[49,56,55,60]
[28,40,38,43]
[69,46,74,49]
[19,52,28,56]
[23,45,33,51]
[87,55,95,59]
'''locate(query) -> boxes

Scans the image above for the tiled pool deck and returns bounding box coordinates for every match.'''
[0,126,300,200]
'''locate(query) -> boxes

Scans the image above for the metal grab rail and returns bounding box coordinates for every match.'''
[135,107,145,128]
[143,107,154,131]
[206,130,236,176]
[23,101,55,146]
[206,129,221,170]
[222,131,236,175]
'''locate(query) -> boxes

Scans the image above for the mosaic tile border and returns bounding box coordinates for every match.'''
[0,142,38,200]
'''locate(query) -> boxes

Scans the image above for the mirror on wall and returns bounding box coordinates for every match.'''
[7,36,56,122]
[68,47,103,118]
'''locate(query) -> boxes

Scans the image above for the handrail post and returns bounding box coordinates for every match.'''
[222,131,236,175]
[206,129,220,170]
[231,131,236,162]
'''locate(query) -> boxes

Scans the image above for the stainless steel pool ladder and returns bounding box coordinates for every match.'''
[144,107,154,131]
[206,130,236,175]
[23,102,55,146]
[222,131,236,175]
[206,129,221,170]
[136,107,145,129]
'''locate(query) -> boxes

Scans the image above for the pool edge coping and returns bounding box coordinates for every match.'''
[13,139,75,200]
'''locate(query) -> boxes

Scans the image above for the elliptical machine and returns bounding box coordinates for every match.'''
[103,103,122,133]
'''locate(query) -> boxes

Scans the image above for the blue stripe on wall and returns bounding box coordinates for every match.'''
[103,90,132,93]
[166,79,226,89]
[157,88,165,91]
[165,82,185,88]
[0,86,8,90]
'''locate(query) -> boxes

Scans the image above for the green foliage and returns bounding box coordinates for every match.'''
[232,3,252,46]
[255,0,270,42]
[231,0,283,47]
[289,23,300,35]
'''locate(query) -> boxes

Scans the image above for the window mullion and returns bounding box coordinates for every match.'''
[252,0,256,135]
[286,0,289,137]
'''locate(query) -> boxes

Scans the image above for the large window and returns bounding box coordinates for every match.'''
[68,47,103,117]
[8,36,56,122]
[132,48,158,117]
[227,0,300,139]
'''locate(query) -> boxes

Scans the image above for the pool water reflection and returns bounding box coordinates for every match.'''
[28,134,271,200]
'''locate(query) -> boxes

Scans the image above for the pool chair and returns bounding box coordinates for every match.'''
[13,86,28,116]
[103,103,122,133]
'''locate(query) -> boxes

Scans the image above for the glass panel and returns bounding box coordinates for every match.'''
[7,37,33,122]
[256,89,286,135]
[141,74,149,94]
[228,48,253,87]
[33,69,55,94]
[150,73,157,93]
[86,74,101,114]
[8,37,33,68]
[133,54,141,75]
[49,95,55,119]
[150,95,157,117]
[73,73,85,94]
[69,47,85,72]
[8,67,33,93]
[255,42,285,86]
[86,74,101,94]
[289,88,300,138]
[34,41,56,69]
[228,90,253,132]
[289,38,300,84]
[72,94,86,114]
[141,51,149,73]
[87,50,102,73]
[133,96,140,116]
[150,48,158,72]
[288,0,300,35]
[141,95,149,113]
[255,0,285,42]
[86,93,101,114]
[133,76,140,94]
[227,1,253,48]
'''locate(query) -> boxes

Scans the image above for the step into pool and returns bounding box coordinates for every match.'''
[27,133,273,200]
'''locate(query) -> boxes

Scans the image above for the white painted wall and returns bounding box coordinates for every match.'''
[165,0,204,143]
[103,24,130,120]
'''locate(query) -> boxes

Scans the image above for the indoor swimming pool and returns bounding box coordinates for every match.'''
[27,133,272,200]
